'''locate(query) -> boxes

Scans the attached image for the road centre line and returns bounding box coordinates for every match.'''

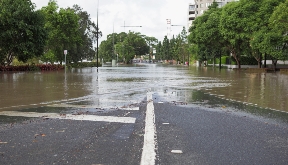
[0,111,136,124]
[140,92,156,165]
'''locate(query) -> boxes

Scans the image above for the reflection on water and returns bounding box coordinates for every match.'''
[0,64,287,114]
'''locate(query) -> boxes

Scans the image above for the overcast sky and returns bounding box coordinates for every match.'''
[31,0,194,44]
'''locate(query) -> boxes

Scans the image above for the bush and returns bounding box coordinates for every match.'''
[0,64,64,72]
[207,56,236,65]
[67,62,101,68]
[208,56,258,65]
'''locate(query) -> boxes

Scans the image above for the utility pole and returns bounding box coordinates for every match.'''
[96,0,99,72]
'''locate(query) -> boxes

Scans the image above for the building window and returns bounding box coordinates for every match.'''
[206,3,212,7]
[189,5,195,10]
[200,3,204,8]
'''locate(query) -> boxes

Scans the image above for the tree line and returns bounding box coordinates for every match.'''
[155,27,189,64]
[99,27,190,64]
[1,0,286,68]
[0,0,101,66]
[99,31,158,64]
[188,0,288,69]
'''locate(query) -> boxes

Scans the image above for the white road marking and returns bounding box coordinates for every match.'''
[0,111,136,124]
[47,104,139,111]
[140,92,156,165]
[171,150,183,154]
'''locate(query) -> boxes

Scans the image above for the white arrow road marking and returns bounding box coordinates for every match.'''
[140,92,156,165]
[0,111,136,124]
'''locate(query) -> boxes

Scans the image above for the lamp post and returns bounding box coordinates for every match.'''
[96,0,99,72]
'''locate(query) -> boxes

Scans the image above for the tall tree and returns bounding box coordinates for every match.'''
[156,41,163,61]
[250,0,286,68]
[70,5,102,62]
[268,0,288,62]
[0,0,47,66]
[179,27,189,64]
[162,36,170,60]
[189,5,214,65]
[41,0,81,64]
[220,0,262,68]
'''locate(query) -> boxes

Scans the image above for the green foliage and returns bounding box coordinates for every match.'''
[99,32,150,63]
[219,0,261,68]
[155,41,163,60]
[67,62,100,68]
[0,0,102,67]
[268,0,288,60]
[187,0,287,68]
[162,36,170,60]
[68,5,101,62]
[0,0,47,66]
[189,3,224,64]
[40,0,101,64]
[0,64,64,71]
[41,1,81,63]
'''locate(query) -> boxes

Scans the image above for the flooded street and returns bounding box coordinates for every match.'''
[1,64,288,165]
[0,64,288,116]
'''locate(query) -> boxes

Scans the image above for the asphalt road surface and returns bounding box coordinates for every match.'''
[1,93,288,165]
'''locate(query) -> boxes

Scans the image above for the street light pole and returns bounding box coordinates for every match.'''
[96,0,99,72]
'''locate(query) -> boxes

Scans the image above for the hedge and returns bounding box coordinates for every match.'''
[0,64,64,72]
[208,56,257,65]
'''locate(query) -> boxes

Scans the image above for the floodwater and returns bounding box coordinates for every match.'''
[0,64,288,118]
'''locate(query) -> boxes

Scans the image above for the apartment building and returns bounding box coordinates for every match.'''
[187,0,239,29]
[187,3,197,30]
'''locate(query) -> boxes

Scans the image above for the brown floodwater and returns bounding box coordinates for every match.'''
[0,64,287,114]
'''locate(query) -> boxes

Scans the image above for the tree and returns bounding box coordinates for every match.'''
[162,36,170,60]
[155,41,163,61]
[70,5,102,62]
[178,27,190,64]
[144,36,158,61]
[99,31,149,63]
[268,0,288,62]
[189,8,208,64]
[250,0,286,68]
[0,0,47,66]
[41,0,82,64]
[220,0,262,68]
[170,35,177,61]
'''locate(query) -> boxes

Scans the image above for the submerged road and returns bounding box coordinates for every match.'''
[1,93,288,165]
